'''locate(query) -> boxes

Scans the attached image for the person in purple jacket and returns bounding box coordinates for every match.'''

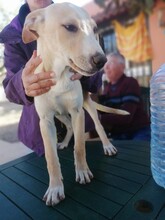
[0,0,103,156]
[97,52,151,141]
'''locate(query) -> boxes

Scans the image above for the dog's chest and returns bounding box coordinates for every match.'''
[35,76,83,116]
[51,84,83,115]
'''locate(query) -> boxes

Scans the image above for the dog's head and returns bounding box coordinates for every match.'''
[22,3,107,76]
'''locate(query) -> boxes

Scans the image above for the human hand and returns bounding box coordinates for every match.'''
[70,72,82,81]
[22,50,56,97]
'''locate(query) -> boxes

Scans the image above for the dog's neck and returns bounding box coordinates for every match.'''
[37,42,68,80]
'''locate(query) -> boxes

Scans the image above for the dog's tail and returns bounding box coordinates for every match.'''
[94,102,130,115]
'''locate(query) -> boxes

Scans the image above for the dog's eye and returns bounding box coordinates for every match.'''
[63,24,78,32]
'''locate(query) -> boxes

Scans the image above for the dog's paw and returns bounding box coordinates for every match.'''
[103,144,117,156]
[57,142,68,150]
[43,185,65,206]
[76,168,93,184]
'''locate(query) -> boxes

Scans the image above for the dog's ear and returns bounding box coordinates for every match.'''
[22,9,44,44]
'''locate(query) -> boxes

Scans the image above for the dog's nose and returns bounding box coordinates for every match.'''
[91,53,107,70]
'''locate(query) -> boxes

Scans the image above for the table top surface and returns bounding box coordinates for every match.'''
[0,140,165,220]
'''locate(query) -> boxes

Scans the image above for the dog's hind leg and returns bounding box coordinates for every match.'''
[71,108,93,184]
[83,92,117,156]
[55,114,73,149]
[39,113,65,206]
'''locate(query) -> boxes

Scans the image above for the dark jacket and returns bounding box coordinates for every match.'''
[0,3,102,155]
[99,74,150,136]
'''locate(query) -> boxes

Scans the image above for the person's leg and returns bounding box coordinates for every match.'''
[132,126,151,141]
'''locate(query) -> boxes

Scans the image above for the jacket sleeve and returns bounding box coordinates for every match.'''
[2,42,33,106]
[100,78,140,126]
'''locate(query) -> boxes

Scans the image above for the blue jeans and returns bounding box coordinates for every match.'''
[132,126,151,141]
[110,126,151,141]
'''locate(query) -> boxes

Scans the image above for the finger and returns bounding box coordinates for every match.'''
[24,55,42,76]
[24,78,56,97]
[27,79,56,91]
[32,50,37,58]
[25,87,51,97]
[28,72,55,84]
[28,56,42,73]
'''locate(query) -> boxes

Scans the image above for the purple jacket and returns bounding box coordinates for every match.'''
[0,4,103,155]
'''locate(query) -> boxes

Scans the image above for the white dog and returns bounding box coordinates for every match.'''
[22,3,128,206]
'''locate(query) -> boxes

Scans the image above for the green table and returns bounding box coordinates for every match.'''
[0,140,165,220]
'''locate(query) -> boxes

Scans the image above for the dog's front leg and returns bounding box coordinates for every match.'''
[39,116,65,206]
[71,108,93,184]
[83,93,117,156]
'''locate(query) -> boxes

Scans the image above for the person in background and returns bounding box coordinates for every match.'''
[97,52,150,141]
[0,0,103,156]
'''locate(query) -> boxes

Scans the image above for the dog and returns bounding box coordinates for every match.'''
[22,3,129,206]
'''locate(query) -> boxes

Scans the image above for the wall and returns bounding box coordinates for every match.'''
[84,0,165,76]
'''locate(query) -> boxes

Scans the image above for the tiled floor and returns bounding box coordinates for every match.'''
[0,140,32,165]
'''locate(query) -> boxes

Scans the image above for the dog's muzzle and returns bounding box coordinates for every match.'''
[69,59,95,76]
[90,53,107,70]
[69,53,107,76]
